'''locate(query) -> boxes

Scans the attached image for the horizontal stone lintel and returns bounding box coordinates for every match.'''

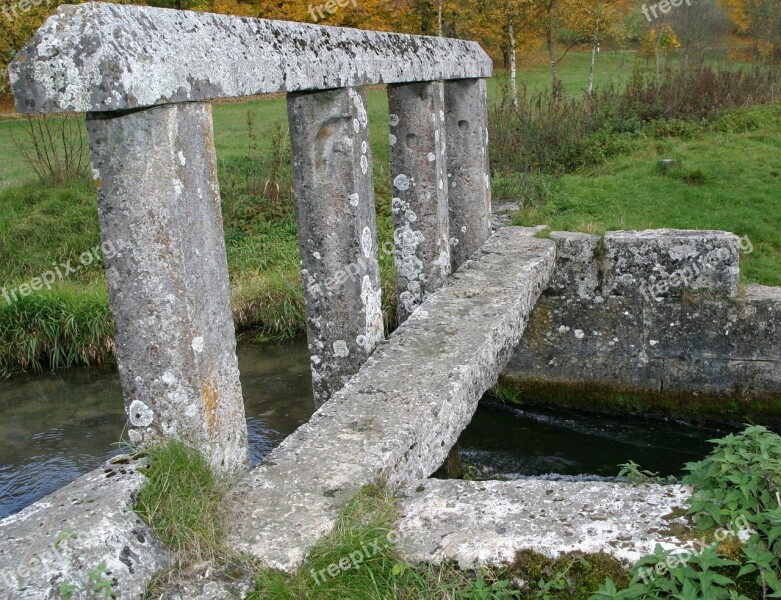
[397,479,693,568]
[228,228,555,570]
[10,2,492,114]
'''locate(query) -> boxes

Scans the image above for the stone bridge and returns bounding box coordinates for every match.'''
[0,4,738,598]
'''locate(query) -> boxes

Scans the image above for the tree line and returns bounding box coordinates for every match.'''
[2,0,779,98]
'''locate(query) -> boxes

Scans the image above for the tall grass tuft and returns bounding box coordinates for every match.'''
[490,66,781,181]
[0,287,113,377]
[135,440,228,565]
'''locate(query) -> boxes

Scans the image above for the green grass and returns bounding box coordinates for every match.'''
[509,103,781,286]
[0,52,778,375]
[136,440,229,565]
[250,484,533,599]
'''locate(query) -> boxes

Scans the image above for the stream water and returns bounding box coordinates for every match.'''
[0,340,728,520]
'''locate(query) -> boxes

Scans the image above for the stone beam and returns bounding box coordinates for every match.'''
[10,2,492,114]
[396,479,693,568]
[288,87,385,407]
[87,102,249,474]
[228,228,556,570]
[0,460,171,599]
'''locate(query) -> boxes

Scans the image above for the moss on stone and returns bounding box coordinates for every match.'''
[492,374,781,427]
[508,549,631,598]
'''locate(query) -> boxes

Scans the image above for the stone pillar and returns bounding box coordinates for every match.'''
[387,81,451,323]
[444,78,492,271]
[86,102,248,474]
[287,87,384,407]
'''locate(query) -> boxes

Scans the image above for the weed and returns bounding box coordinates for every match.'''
[595,426,781,598]
[135,440,228,565]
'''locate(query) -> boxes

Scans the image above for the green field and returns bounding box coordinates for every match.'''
[0,51,778,375]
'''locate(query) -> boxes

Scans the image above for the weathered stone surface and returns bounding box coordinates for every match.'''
[0,460,171,600]
[645,285,781,362]
[445,79,492,271]
[604,229,740,299]
[508,295,656,389]
[87,102,248,473]
[10,3,492,114]
[228,229,555,570]
[548,232,600,298]
[157,566,255,600]
[396,479,693,568]
[388,81,451,322]
[288,87,384,407]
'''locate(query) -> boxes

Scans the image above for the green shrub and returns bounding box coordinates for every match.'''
[593,426,781,599]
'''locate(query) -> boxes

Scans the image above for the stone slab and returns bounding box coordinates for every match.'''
[396,479,693,568]
[228,228,555,570]
[10,3,492,114]
[0,459,170,600]
[604,229,740,299]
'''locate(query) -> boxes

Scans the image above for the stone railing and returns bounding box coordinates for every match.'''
[10,2,493,474]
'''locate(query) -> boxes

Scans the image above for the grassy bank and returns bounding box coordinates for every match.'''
[507,102,781,286]
[0,53,779,376]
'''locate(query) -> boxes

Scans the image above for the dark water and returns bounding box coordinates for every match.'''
[0,341,727,520]
[448,399,728,481]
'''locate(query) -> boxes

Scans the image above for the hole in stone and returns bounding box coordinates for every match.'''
[458,120,470,132]
[405,133,418,149]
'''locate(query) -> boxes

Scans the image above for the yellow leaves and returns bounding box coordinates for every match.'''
[640,23,681,58]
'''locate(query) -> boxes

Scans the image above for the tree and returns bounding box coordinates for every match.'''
[640,23,682,81]
[458,0,541,105]
[669,0,730,68]
[720,0,781,64]
[564,0,629,94]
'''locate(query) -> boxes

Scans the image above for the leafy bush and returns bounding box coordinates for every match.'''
[683,425,781,530]
[593,426,781,599]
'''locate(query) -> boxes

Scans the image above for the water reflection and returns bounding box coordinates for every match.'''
[0,341,316,519]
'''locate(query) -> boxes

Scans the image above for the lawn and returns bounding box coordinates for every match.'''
[511,103,781,286]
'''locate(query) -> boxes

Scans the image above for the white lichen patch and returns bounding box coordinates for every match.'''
[361,226,374,259]
[332,340,350,357]
[389,113,400,127]
[394,174,410,191]
[191,336,205,353]
[349,193,360,207]
[360,154,368,175]
[359,275,384,352]
[389,134,397,146]
[128,400,154,427]
[349,88,369,129]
